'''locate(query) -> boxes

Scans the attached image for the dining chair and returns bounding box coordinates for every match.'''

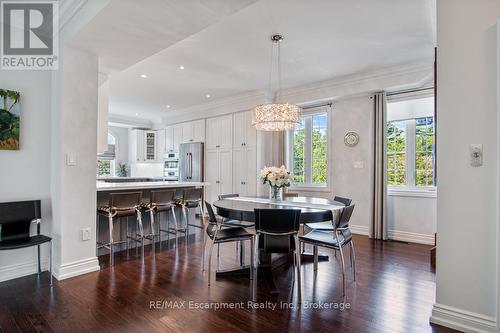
[203,202,255,286]
[304,196,352,231]
[217,194,254,228]
[299,204,356,297]
[253,208,302,302]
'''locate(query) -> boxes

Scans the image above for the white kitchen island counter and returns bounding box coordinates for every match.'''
[96,181,208,192]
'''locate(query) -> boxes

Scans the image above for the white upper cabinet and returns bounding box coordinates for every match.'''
[172,124,183,150]
[233,111,256,148]
[206,114,233,150]
[157,129,167,156]
[129,129,157,163]
[181,119,205,143]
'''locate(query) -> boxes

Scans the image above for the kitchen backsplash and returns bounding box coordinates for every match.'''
[130,163,163,177]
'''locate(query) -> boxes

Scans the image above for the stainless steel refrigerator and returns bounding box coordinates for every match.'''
[179,142,204,182]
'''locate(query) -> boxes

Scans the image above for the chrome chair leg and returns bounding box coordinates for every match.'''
[182,206,188,243]
[293,235,302,304]
[337,241,346,297]
[252,234,260,298]
[49,240,53,286]
[313,245,318,272]
[202,231,208,272]
[250,237,255,281]
[37,244,41,274]
[125,217,129,253]
[108,215,114,267]
[207,238,215,286]
[350,241,356,281]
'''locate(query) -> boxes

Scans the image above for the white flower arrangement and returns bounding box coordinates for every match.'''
[259,165,293,188]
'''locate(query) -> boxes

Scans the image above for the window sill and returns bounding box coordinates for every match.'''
[388,187,437,198]
[289,185,330,193]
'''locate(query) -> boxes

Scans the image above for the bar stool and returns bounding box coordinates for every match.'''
[97,191,143,266]
[177,188,204,242]
[145,190,178,248]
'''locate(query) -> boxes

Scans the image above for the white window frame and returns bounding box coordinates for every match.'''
[387,91,436,194]
[286,106,330,191]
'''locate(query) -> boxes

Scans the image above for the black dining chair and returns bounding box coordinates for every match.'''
[0,200,53,285]
[253,208,302,302]
[203,202,255,286]
[304,196,352,231]
[217,194,254,228]
[300,204,356,297]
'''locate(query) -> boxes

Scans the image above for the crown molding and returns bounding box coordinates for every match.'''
[161,61,433,125]
[108,114,153,129]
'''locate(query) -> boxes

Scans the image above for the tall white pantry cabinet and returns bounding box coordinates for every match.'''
[204,111,257,203]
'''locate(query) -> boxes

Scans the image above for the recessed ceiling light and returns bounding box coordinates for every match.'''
[205,94,211,98]
[166,105,171,109]
[179,65,185,70]
[140,74,147,78]
[135,113,139,116]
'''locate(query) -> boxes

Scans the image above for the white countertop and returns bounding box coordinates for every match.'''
[96,181,208,192]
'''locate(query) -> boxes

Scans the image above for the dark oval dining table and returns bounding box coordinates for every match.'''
[213,196,345,295]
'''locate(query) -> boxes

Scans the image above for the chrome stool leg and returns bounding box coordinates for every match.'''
[108,214,114,267]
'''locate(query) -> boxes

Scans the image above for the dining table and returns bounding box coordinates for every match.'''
[213,196,345,295]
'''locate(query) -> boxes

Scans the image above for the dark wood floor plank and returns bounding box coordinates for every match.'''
[0,228,459,333]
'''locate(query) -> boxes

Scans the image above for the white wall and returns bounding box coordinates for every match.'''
[387,193,436,245]
[431,1,498,332]
[0,71,52,282]
[50,45,100,279]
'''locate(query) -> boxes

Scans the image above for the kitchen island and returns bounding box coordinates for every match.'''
[96,181,208,257]
[96,180,208,192]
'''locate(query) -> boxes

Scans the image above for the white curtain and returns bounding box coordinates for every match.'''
[371,92,388,240]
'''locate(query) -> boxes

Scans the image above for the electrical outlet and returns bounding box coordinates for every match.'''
[81,227,91,241]
[470,144,483,167]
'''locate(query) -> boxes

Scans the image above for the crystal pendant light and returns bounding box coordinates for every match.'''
[252,34,301,131]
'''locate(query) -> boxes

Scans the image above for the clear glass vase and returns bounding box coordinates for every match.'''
[269,186,283,201]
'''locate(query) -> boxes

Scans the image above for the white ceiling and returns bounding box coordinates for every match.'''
[71,0,436,122]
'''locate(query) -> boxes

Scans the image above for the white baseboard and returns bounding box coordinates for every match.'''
[350,225,369,236]
[431,303,496,333]
[53,257,100,280]
[0,259,49,283]
[388,229,435,245]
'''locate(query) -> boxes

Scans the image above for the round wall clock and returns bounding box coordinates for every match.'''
[344,132,359,147]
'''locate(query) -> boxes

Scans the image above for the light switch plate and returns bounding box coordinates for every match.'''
[354,161,364,169]
[81,228,91,241]
[470,144,483,167]
[66,153,77,166]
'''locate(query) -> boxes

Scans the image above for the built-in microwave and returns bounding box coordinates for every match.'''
[163,152,179,181]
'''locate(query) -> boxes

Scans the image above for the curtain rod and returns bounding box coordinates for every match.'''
[386,87,434,96]
[300,102,333,110]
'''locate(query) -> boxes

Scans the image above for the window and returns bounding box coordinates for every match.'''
[97,133,116,177]
[386,94,435,188]
[287,107,328,187]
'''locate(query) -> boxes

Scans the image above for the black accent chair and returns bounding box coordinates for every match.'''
[300,204,356,297]
[0,200,53,285]
[97,192,143,266]
[254,208,302,302]
[203,202,255,286]
[218,194,254,228]
[304,196,352,231]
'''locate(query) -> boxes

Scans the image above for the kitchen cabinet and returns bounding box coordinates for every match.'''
[157,129,166,156]
[233,111,256,148]
[205,148,232,203]
[129,129,157,163]
[233,147,257,197]
[181,119,205,143]
[206,114,233,150]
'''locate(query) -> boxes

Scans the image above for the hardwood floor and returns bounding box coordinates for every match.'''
[0,230,459,333]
